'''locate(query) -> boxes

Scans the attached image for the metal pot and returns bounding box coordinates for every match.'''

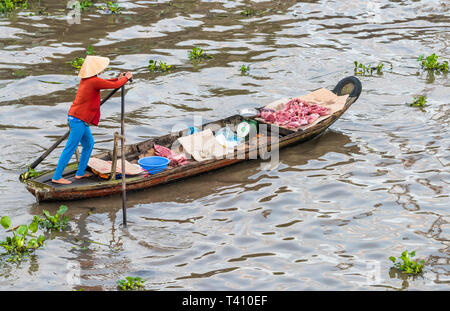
[238,108,258,118]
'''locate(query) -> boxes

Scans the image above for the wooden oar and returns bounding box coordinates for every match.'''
[19,78,132,181]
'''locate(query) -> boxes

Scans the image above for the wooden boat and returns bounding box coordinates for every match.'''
[24,76,362,202]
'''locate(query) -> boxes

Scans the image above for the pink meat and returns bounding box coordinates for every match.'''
[259,108,276,122]
[260,98,329,129]
[154,144,187,166]
[264,112,276,123]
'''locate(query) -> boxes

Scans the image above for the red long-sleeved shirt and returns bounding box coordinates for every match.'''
[68,76,129,126]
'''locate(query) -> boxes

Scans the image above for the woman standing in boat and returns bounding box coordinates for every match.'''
[52,55,133,184]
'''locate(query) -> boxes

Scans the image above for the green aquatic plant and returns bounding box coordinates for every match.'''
[417,53,448,72]
[390,250,425,275]
[0,216,45,263]
[86,45,95,55]
[148,59,173,72]
[0,0,15,13]
[375,62,384,74]
[35,205,69,232]
[117,276,145,291]
[188,47,213,61]
[20,166,44,181]
[0,0,28,14]
[354,61,371,75]
[101,1,121,14]
[354,61,384,75]
[79,0,93,11]
[148,60,156,71]
[68,0,93,11]
[158,61,172,72]
[240,7,265,17]
[68,46,96,69]
[240,7,256,16]
[69,57,85,69]
[408,95,427,108]
[240,64,250,74]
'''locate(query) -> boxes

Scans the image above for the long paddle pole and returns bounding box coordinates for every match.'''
[20,79,132,181]
[120,85,127,228]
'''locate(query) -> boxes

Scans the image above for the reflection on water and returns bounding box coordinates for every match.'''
[0,0,449,290]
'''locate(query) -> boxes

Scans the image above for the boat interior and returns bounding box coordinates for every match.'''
[32,113,294,188]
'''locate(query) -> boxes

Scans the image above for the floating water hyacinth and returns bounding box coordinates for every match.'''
[240,64,250,74]
[68,45,95,69]
[117,276,145,290]
[101,1,121,14]
[188,47,213,60]
[0,215,45,263]
[390,250,425,275]
[408,95,427,108]
[148,59,174,72]
[79,0,93,11]
[0,0,29,14]
[417,53,448,72]
[35,205,70,232]
[354,61,384,75]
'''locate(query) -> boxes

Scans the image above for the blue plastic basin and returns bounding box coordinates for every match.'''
[138,156,170,174]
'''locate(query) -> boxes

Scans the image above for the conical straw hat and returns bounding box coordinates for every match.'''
[78,55,110,78]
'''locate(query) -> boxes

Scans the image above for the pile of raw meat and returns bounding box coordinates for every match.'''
[154,144,188,166]
[258,98,330,129]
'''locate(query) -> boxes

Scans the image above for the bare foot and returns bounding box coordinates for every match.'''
[51,178,72,184]
[75,172,93,180]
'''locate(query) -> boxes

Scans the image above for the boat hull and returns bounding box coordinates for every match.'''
[24,77,361,202]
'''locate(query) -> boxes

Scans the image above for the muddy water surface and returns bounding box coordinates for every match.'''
[0,0,449,290]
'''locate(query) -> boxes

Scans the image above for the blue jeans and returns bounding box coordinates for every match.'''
[52,116,94,180]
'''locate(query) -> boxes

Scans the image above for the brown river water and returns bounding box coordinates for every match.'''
[0,0,449,290]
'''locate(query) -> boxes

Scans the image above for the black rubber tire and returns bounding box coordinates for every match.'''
[332,76,362,100]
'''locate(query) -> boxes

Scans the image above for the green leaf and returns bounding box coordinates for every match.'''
[28,239,38,248]
[1,216,11,229]
[57,205,68,215]
[38,80,63,85]
[14,235,21,244]
[389,256,396,263]
[17,225,28,236]
[48,215,56,223]
[410,251,415,257]
[37,235,45,245]
[86,45,94,55]
[28,221,38,233]
[17,238,24,248]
